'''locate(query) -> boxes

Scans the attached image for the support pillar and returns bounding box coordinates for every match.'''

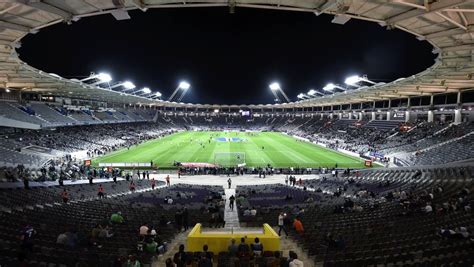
[454,109,462,124]
[405,111,411,123]
[358,112,363,121]
[428,110,434,122]
[371,111,376,121]
[386,111,391,121]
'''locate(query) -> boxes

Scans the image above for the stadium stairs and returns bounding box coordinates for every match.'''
[364,120,402,130]
[224,188,240,229]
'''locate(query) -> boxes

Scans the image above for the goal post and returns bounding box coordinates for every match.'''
[214,152,246,167]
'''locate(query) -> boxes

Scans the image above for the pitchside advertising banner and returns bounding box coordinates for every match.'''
[391,111,406,121]
[98,162,152,167]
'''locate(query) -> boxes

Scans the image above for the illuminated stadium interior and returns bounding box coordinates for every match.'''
[0,1,474,266]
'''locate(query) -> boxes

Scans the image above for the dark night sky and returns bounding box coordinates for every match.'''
[18,7,435,105]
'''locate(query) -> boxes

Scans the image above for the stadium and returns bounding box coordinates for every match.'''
[0,0,474,266]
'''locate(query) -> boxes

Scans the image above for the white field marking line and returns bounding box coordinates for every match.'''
[265,137,314,164]
[247,137,272,165]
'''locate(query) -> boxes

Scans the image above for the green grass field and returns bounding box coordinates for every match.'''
[94,131,366,168]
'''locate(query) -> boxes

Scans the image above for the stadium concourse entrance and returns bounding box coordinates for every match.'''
[141,172,316,266]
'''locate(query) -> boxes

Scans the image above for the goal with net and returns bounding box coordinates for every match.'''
[214,152,246,167]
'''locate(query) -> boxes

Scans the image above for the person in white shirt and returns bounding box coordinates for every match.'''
[289,252,304,267]
[277,212,288,237]
[250,207,257,216]
[424,204,433,213]
[168,198,173,204]
[139,223,149,236]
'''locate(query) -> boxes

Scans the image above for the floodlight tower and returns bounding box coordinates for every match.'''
[269,82,290,103]
[149,92,162,99]
[297,93,310,100]
[80,72,113,87]
[134,87,151,96]
[307,89,325,97]
[269,83,282,103]
[323,83,346,92]
[344,75,375,88]
[80,72,110,83]
[109,81,136,91]
[168,81,191,102]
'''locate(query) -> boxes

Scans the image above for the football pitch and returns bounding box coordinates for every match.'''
[94,131,367,168]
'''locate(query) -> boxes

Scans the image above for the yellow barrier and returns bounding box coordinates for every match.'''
[186,224,280,253]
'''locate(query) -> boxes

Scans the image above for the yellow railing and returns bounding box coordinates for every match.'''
[186,224,280,253]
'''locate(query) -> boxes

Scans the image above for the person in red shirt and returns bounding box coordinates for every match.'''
[293,217,304,239]
[151,178,156,190]
[98,185,104,199]
[129,181,136,192]
[61,189,69,204]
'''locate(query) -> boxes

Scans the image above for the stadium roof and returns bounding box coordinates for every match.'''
[1,0,474,108]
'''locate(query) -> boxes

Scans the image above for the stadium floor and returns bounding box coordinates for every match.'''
[94,131,366,168]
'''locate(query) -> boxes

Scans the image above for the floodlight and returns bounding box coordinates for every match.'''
[179,81,190,90]
[142,87,151,94]
[123,81,136,89]
[169,81,191,102]
[269,82,280,91]
[323,83,336,91]
[5,88,10,93]
[150,91,162,99]
[97,73,112,83]
[345,75,360,86]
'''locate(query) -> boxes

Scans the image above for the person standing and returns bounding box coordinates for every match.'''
[250,237,264,256]
[98,184,105,199]
[277,212,288,237]
[151,178,156,190]
[237,238,250,255]
[23,176,29,189]
[229,195,235,211]
[20,225,36,254]
[61,189,69,204]
[175,209,183,232]
[182,207,189,231]
[166,175,170,186]
[173,244,188,267]
[228,239,238,257]
[227,178,232,189]
[293,217,304,239]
